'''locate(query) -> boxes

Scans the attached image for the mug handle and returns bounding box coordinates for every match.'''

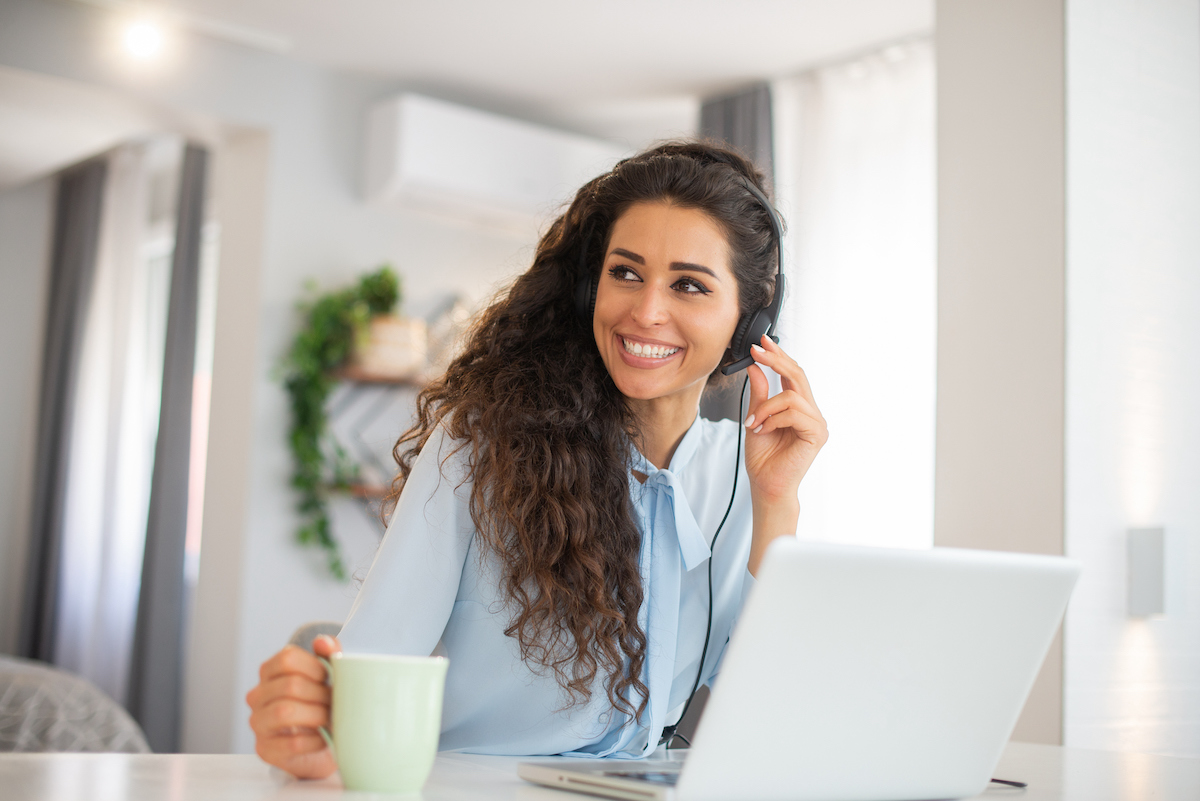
[316,656,335,755]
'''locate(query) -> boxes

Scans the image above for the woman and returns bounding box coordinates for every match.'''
[246,141,827,777]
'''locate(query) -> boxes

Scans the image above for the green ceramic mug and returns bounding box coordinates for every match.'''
[317,652,449,793]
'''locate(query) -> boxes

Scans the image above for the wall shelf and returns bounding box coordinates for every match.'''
[326,371,425,518]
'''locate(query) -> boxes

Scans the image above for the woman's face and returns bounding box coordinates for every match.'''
[592,201,742,405]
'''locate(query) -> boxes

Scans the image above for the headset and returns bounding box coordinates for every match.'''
[573,173,786,747]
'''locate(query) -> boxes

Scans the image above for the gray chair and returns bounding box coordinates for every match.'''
[0,655,149,753]
[287,621,342,654]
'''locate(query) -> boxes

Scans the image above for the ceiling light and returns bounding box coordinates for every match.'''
[77,0,291,55]
[122,18,166,61]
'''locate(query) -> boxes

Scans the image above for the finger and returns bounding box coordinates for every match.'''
[752,337,817,404]
[250,697,330,736]
[258,731,328,762]
[751,409,828,444]
[744,362,770,425]
[749,341,798,391]
[255,673,332,708]
[744,390,824,429]
[312,635,342,658]
[259,645,327,685]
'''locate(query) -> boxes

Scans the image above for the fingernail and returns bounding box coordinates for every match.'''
[314,635,332,647]
[753,425,763,434]
[744,414,755,428]
[751,344,766,353]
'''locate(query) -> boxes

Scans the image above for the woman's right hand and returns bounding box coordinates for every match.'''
[246,634,341,779]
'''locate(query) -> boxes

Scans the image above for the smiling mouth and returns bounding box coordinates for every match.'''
[620,336,681,359]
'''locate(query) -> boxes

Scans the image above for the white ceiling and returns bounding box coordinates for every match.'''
[160,0,932,104]
[0,64,220,189]
[2,1,933,188]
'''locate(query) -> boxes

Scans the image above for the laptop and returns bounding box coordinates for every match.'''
[519,538,1080,801]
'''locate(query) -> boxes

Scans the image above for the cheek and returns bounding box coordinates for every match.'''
[592,280,619,321]
[708,304,742,346]
[591,284,617,341]
[684,309,740,364]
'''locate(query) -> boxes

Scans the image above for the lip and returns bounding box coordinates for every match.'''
[614,334,684,368]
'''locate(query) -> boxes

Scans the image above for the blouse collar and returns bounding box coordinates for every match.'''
[629,415,710,572]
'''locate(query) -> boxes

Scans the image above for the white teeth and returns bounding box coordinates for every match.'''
[622,337,679,359]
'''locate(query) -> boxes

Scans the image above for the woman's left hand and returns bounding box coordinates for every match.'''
[743,334,828,508]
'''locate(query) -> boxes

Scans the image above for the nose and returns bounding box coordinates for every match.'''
[630,283,670,327]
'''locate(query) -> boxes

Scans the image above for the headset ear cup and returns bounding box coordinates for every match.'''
[575,222,599,322]
[732,310,772,360]
[744,310,772,353]
[574,275,599,322]
[575,276,590,320]
[729,312,754,360]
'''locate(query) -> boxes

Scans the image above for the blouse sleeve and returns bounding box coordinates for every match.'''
[337,426,476,656]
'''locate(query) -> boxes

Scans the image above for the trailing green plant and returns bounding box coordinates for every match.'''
[281,266,400,579]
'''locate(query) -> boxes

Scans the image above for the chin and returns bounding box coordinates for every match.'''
[608,369,703,404]
[615,384,664,402]
[609,375,659,401]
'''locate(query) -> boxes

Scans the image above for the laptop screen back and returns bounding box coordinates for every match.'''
[677,540,1079,801]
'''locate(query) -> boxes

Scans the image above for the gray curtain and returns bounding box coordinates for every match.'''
[699,83,775,191]
[19,158,108,663]
[698,83,775,424]
[126,144,208,753]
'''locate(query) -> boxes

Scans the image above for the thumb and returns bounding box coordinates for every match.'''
[745,362,769,425]
[313,634,342,657]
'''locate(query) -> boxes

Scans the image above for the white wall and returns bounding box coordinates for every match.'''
[0,0,693,753]
[0,0,516,753]
[181,128,268,755]
[0,176,53,655]
[935,0,1068,744]
[1064,0,1200,757]
[772,40,936,553]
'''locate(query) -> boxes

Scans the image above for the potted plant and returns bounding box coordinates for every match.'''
[280,266,404,579]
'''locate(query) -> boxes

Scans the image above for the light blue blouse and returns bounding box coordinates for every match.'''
[338,415,754,758]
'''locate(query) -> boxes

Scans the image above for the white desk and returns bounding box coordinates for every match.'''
[0,743,1196,800]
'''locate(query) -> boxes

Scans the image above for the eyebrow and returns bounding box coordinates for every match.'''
[609,247,721,280]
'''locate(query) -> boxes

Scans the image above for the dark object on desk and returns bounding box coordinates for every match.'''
[0,656,149,753]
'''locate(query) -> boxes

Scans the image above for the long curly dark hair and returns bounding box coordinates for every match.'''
[383,141,780,721]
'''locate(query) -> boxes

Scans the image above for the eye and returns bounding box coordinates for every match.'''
[673,277,711,295]
[607,265,641,282]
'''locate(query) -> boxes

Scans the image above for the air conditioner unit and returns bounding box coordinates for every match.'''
[364,93,627,232]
